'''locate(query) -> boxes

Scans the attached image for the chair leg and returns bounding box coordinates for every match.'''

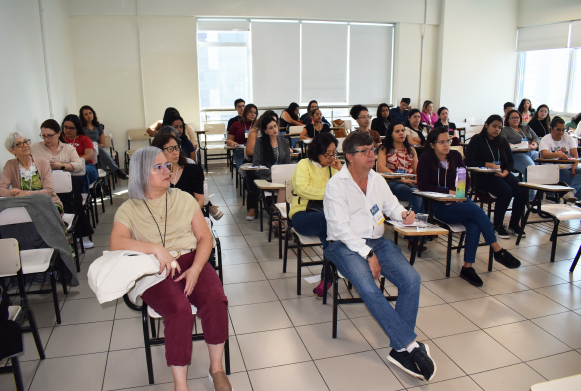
[224,337,231,375]
[150,317,157,339]
[283,229,290,273]
[322,258,328,305]
[550,221,560,263]
[11,356,25,391]
[142,305,155,385]
[26,307,46,360]
[72,231,80,272]
[446,233,453,278]
[488,246,494,271]
[268,208,273,243]
[49,270,62,324]
[570,245,581,272]
[332,265,339,339]
[296,242,302,295]
[457,232,465,254]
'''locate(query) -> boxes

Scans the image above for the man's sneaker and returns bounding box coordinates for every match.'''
[494,224,510,239]
[409,342,437,382]
[313,280,332,297]
[387,348,425,380]
[77,237,94,249]
[493,249,521,269]
[460,266,483,287]
[209,205,224,221]
[507,225,526,238]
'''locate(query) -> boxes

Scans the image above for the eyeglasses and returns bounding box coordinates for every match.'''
[163,145,180,153]
[509,117,520,120]
[14,139,31,148]
[39,133,58,139]
[323,151,338,159]
[153,162,172,173]
[436,140,453,145]
[352,147,376,156]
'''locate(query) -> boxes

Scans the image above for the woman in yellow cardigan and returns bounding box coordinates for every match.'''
[290,132,342,297]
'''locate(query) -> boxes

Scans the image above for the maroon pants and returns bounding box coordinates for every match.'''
[141,251,228,366]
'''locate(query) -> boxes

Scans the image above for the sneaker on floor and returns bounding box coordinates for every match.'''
[78,236,94,249]
[246,209,256,221]
[507,225,527,238]
[313,280,332,297]
[460,266,483,287]
[116,170,129,180]
[493,224,510,239]
[562,191,577,203]
[409,342,437,382]
[387,348,425,381]
[493,249,521,269]
[209,205,224,220]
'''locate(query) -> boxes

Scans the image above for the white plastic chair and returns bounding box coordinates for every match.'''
[267,164,297,248]
[52,170,81,271]
[201,123,228,172]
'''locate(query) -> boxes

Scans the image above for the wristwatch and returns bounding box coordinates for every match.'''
[61,164,65,170]
[366,249,374,260]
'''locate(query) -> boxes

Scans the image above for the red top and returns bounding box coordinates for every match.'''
[64,135,94,164]
[228,120,254,145]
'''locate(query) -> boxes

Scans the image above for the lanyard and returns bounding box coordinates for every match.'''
[143,191,168,248]
[510,126,527,139]
[539,123,547,136]
[485,138,500,162]
[311,160,332,182]
[437,163,448,188]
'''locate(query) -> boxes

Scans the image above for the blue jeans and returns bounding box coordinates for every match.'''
[433,198,497,263]
[324,238,420,350]
[293,210,328,281]
[80,164,98,193]
[559,167,581,198]
[388,181,424,213]
[232,148,245,171]
[97,147,120,172]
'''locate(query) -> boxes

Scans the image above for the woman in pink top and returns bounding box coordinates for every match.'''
[420,100,437,129]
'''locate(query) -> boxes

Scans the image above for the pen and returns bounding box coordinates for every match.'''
[404,206,413,222]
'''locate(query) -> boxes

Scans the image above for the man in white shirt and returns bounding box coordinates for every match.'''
[324,132,436,382]
[540,116,581,201]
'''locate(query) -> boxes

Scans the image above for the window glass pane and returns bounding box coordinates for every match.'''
[198,31,247,43]
[521,48,570,112]
[569,49,581,113]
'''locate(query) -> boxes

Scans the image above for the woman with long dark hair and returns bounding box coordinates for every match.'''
[528,104,551,138]
[420,100,437,129]
[60,114,98,194]
[417,125,520,286]
[404,109,426,146]
[299,100,331,126]
[565,112,581,135]
[280,102,302,129]
[434,107,459,146]
[371,103,391,136]
[227,104,258,170]
[518,98,534,125]
[162,115,197,161]
[299,108,331,140]
[500,109,539,183]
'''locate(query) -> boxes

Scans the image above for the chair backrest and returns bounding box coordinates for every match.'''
[336,137,346,153]
[127,129,150,141]
[0,207,32,226]
[288,126,304,136]
[465,118,484,126]
[92,142,99,165]
[271,163,297,185]
[450,145,464,158]
[285,179,293,204]
[0,238,20,278]
[527,164,559,185]
[343,120,352,132]
[204,123,226,136]
[103,134,114,149]
[203,180,209,205]
[52,170,73,193]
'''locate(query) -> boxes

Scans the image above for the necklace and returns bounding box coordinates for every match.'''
[143,191,168,247]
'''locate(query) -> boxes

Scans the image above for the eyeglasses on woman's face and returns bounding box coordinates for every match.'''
[509,116,520,121]
[153,162,172,173]
[163,145,180,153]
[63,125,76,131]
[40,132,58,140]
[323,150,338,159]
[436,139,453,145]
[14,139,31,148]
[352,147,376,156]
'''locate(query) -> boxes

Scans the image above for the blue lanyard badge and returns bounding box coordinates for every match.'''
[370,204,385,226]
[396,168,406,174]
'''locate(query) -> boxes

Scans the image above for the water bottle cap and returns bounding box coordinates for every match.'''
[457,167,466,173]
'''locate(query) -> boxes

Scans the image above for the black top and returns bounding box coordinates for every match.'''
[305,124,331,139]
[417,150,471,194]
[465,133,514,173]
[434,120,456,137]
[300,113,331,127]
[371,118,390,136]
[528,119,549,139]
[227,116,241,131]
[170,163,204,197]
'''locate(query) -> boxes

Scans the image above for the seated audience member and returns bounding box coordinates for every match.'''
[227,98,245,131]
[31,120,95,247]
[351,105,381,147]
[109,147,231,391]
[227,104,258,170]
[61,114,98,193]
[323,131,436,382]
[246,116,292,221]
[518,98,534,125]
[500,109,539,179]
[79,105,128,179]
[528,104,551,138]
[390,98,411,124]
[420,100,437,129]
[163,115,197,161]
[147,108,197,148]
[280,102,303,129]
[371,103,391,136]
[434,107,460,146]
[246,110,278,163]
[540,116,581,201]
[466,116,528,238]
[503,102,515,122]
[290,133,342,296]
[565,112,581,135]
[299,100,331,126]
[376,122,424,250]
[0,132,63,211]
[299,108,331,140]
[405,109,426,146]
[418,126,521,286]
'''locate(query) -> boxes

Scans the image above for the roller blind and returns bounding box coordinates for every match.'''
[301,22,348,103]
[197,19,249,31]
[517,23,570,51]
[349,24,393,104]
[251,21,300,106]
[571,21,581,48]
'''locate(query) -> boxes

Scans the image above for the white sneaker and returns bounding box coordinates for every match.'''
[563,191,577,202]
[77,237,94,249]
[209,206,224,220]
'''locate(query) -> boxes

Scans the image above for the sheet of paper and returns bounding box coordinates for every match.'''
[304,275,320,284]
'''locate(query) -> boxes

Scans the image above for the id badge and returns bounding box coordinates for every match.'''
[521,137,528,143]
[245,130,250,139]
[493,160,501,166]
[370,204,385,226]
[395,168,406,174]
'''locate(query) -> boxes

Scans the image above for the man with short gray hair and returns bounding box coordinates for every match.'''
[323,131,436,382]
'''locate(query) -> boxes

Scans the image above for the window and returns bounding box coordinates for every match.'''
[569,50,581,113]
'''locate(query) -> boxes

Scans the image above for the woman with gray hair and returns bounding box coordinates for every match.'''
[109,147,231,391]
[0,131,63,210]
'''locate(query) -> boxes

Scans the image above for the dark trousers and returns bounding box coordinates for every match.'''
[476,173,527,228]
[58,175,94,238]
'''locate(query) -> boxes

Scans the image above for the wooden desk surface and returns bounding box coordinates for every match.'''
[225,145,244,150]
[388,222,448,236]
[414,191,466,202]
[379,172,416,180]
[518,182,574,192]
[536,158,581,163]
[254,180,285,189]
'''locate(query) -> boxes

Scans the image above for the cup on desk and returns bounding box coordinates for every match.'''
[416,213,428,231]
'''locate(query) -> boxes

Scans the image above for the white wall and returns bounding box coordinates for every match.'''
[437,0,519,123]
[518,0,581,28]
[0,0,76,165]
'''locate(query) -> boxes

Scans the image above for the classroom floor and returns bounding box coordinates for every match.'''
[3,166,581,391]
